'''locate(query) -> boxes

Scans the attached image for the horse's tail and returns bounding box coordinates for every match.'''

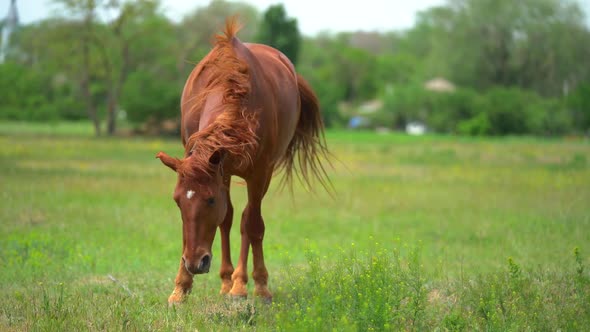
[279,74,332,193]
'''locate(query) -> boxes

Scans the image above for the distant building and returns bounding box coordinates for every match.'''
[1,0,19,63]
[424,77,456,93]
[357,99,383,115]
[405,121,426,136]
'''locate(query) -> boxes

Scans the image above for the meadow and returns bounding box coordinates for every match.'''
[1,122,589,331]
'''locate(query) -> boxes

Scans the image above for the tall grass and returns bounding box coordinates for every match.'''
[272,242,426,331]
[1,122,589,330]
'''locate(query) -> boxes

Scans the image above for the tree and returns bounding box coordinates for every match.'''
[41,0,177,135]
[256,4,301,65]
[410,0,590,96]
[0,62,54,121]
[118,4,180,125]
[568,82,590,132]
[297,37,346,127]
[175,0,258,77]
[48,0,103,135]
[101,0,174,135]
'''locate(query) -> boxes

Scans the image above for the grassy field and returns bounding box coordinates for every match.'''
[1,121,589,330]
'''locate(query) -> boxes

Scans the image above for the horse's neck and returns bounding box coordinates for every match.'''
[198,91,224,131]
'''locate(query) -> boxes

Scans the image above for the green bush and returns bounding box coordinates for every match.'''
[0,63,52,121]
[377,85,478,132]
[477,87,532,135]
[377,84,426,129]
[457,112,491,136]
[527,97,572,136]
[121,71,180,123]
[427,88,479,133]
[377,85,575,136]
[0,63,86,122]
[568,82,590,132]
[275,243,427,331]
[476,87,573,136]
[51,86,86,121]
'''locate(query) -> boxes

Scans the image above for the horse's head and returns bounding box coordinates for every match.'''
[156,149,228,275]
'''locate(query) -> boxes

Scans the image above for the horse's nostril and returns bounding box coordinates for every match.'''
[199,254,211,271]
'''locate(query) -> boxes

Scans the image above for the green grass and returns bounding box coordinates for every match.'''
[1,121,589,330]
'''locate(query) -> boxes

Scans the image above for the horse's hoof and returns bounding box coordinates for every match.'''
[254,287,272,304]
[259,296,272,305]
[229,282,248,299]
[168,298,183,306]
[168,290,188,306]
[219,281,233,295]
[230,293,248,301]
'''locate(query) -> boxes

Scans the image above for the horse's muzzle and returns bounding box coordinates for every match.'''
[183,254,211,275]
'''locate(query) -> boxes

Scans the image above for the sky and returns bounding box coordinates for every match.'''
[3,0,590,36]
[2,0,446,36]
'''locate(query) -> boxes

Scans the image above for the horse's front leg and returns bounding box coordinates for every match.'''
[219,186,235,294]
[247,202,272,302]
[229,210,251,298]
[168,258,193,304]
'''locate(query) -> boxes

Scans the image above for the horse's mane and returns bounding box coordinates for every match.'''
[181,18,258,178]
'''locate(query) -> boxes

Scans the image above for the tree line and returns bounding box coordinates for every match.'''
[1,0,589,136]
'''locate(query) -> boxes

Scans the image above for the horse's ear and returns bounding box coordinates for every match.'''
[208,149,227,168]
[156,151,181,172]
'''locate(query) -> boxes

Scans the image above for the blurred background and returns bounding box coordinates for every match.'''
[2,2,590,329]
[1,0,590,137]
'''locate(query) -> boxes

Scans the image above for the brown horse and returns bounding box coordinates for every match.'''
[156,19,329,304]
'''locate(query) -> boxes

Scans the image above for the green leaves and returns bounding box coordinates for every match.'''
[256,4,301,65]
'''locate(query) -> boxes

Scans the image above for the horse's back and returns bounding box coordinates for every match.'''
[180,53,215,146]
[180,38,302,174]
[240,43,301,164]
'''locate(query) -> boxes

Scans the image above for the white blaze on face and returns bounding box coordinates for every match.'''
[186,190,195,199]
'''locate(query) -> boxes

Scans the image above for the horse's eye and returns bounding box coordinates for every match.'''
[207,197,215,206]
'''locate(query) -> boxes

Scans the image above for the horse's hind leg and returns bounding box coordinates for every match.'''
[219,177,234,294]
[230,173,273,301]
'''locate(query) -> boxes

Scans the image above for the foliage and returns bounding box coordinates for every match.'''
[256,4,301,65]
[0,62,84,121]
[297,37,347,127]
[176,0,259,75]
[478,87,535,135]
[376,84,424,129]
[121,70,180,123]
[274,244,427,330]
[3,0,590,136]
[567,82,590,132]
[376,85,574,136]
[377,85,478,132]
[409,0,590,96]
[443,256,590,330]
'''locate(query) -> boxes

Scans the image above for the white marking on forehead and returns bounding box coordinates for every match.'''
[186,190,195,199]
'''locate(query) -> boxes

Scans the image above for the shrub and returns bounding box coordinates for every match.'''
[0,63,54,121]
[527,97,572,136]
[274,243,427,331]
[457,111,491,136]
[427,88,479,133]
[121,71,180,123]
[0,63,87,122]
[377,84,575,136]
[377,84,427,129]
[567,82,590,132]
[476,87,533,135]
